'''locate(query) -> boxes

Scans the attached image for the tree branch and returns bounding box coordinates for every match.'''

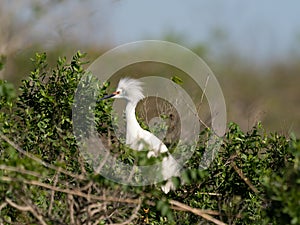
[169,200,226,225]
[0,133,86,181]
[5,198,47,225]
[230,161,259,194]
[110,199,141,225]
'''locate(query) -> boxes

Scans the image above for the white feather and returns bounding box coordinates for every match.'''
[110,77,179,193]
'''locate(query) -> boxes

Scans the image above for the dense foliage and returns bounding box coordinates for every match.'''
[0,52,299,224]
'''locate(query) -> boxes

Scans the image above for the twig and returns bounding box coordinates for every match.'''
[110,199,141,225]
[198,74,212,130]
[68,194,75,225]
[0,133,86,181]
[197,192,222,196]
[83,202,104,217]
[169,200,227,225]
[0,176,140,205]
[5,198,31,211]
[2,175,225,224]
[0,165,41,178]
[48,153,64,215]
[127,163,137,183]
[199,75,210,106]
[5,198,47,225]
[171,80,211,129]
[0,133,227,225]
[86,181,93,225]
[230,161,259,194]
[95,148,111,174]
[170,205,220,216]
[0,202,7,211]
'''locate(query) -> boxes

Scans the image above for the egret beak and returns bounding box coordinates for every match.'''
[100,92,118,100]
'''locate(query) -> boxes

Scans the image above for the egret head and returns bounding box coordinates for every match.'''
[101,77,145,103]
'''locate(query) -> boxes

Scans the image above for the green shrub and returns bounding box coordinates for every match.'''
[0,52,299,224]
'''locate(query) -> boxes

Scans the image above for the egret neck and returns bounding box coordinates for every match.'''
[125,100,142,146]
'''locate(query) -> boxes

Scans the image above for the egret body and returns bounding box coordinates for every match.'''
[102,78,168,157]
[101,77,179,193]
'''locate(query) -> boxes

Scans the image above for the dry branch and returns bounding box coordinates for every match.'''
[169,200,226,225]
[230,161,259,194]
[0,176,140,205]
[0,175,225,224]
[0,133,86,181]
[0,131,227,224]
[5,198,47,225]
[110,200,141,225]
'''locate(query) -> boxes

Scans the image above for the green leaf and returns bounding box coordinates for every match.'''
[171,75,183,85]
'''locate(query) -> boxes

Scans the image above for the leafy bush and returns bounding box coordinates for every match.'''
[0,52,299,224]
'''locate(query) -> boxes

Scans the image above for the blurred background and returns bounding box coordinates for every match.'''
[1,0,299,136]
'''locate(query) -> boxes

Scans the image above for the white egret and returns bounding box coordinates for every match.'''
[101,77,179,193]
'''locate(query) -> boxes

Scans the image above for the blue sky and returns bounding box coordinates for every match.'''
[106,0,300,61]
[7,0,300,62]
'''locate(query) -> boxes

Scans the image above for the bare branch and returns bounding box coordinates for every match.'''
[200,75,210,106]
[230,161,259,194]
[0,133,86,181]
[2,174,225,224]
[110,199,141,225]
[5,198,31,212]
[5,198,47,225]
[169,200,226,225]
[48,169,60,215]
[197,192,222,196]
[0,176,140,205]
[68,194,76,225]
[0,165,41,178]
[0,202,7,212]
